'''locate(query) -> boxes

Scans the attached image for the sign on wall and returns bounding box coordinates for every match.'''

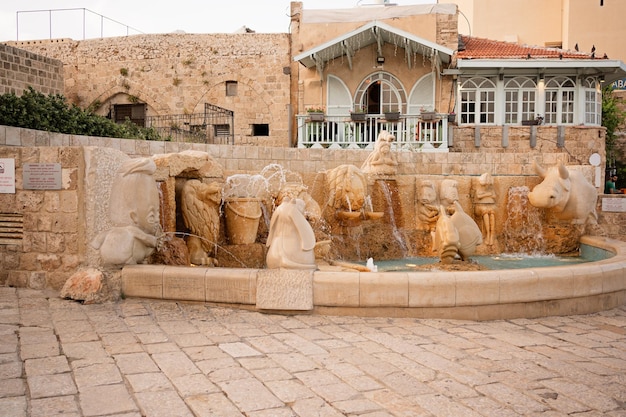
[611,78,626,90]
[0,158,16,194]
[23,163,62,190]
[601,197,626,213]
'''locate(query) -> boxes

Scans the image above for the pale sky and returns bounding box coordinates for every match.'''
[0,0,432,42]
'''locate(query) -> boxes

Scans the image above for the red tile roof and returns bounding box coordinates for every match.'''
[457,36,606,60]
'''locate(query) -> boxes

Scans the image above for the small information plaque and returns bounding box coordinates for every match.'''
[0,158,16,194]
[23,163,62,190]
[601,197,626,213]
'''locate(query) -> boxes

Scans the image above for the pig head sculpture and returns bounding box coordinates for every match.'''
[527,161,598,224]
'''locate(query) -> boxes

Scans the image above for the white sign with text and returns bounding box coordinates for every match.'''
[0,158,16,194]
[601,197,626,213]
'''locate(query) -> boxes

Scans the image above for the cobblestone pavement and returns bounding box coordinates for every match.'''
[1,287,625,417]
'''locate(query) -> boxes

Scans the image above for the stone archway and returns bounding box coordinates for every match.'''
[88,80,168,118]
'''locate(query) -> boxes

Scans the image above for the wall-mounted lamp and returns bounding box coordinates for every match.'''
[539,73,545,82]
[498,73,504,81]
[376,55,385,65]
[600,75,605,83]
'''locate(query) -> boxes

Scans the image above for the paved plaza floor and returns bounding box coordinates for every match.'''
[0,287,625,417]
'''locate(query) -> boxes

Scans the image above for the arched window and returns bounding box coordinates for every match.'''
[407,73,435,114]
[459,77,496,124]
[354,72,407,114]
[327,75,352,116]
[504,77,537,124]
[583,77,601,125]
[545,76,575,124]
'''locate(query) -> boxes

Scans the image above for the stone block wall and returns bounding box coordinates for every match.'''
[0,43,64,96]
[0,144,84,289]
[1,124,582,178]
[451,125,606,169]
[8,33,292,147]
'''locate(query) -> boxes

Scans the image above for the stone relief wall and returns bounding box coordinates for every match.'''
[1,124,623,291]
[8,33,292,147]
[0,43,64,96]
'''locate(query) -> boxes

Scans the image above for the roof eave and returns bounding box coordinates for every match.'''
[454,59,626,83]
[294,20,454,69]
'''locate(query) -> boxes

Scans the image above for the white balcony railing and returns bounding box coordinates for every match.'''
[296,114,449,151]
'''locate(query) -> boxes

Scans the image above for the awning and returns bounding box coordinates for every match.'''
[294,20,454,73]
[451,59,626,84]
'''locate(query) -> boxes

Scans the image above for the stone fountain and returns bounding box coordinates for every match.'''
[60,132,626,319]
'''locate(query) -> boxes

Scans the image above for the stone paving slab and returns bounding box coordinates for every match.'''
[1,287,625,416]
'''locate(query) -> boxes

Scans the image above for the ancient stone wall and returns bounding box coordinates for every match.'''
[8,33,292,147]
[0,43,64,96]
[596,195,626,241]
[450,125,607,174]
[0,144,84,290]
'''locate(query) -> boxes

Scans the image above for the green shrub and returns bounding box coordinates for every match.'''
[0,87,165,140]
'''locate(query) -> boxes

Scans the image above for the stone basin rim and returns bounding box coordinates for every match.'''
[121,235,626,321]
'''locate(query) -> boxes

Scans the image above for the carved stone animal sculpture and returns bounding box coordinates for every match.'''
[180,180,222,266]
[266,198,317,270]
[450,201,483,260]
[434,206,460,264]
[527,162,598,224]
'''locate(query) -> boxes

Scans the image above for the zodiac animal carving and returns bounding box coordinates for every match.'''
[266,198,317,270]
[527,161,598,224]
[473,173,497,246]
[361,130,398,176]
[180,179,222,266]
[434,201,483,263]
[91,158,161,265]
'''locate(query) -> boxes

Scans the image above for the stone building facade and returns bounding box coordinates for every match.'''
[0,43,64,96]
[8,33,292,147]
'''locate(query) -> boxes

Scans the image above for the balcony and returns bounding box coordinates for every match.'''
[296,113,450,151]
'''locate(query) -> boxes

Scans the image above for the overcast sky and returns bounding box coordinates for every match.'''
[0,0,432,42]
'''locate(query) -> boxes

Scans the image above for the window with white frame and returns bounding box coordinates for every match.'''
[504,77,537,124]
[583,77,601,125]
[544,76,575,124]
[354,72,407,114]
[460,77,496,124]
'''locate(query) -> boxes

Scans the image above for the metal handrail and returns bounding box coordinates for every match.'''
[16,8,144,41]
[296,113,449,151]
[145,104,234,144]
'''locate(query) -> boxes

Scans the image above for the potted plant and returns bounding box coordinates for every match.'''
[419,106,437,121]
[350,106,366,121]
[384,107,400,121]
[306,106,325,122]
[521,115,544,126]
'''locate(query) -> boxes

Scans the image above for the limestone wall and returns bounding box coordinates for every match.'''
[0,144,84,290]
[596,195,626,241]
[1,124,583,177]
[8,33,292,147]
[0,43,64,96]
[450,125,606,172]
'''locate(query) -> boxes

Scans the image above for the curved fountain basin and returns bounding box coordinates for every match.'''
[122,235,626,320]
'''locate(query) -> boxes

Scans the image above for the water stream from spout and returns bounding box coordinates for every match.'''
[364,195,374,213]
[345,195,353,212]
[377,180,408,257]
